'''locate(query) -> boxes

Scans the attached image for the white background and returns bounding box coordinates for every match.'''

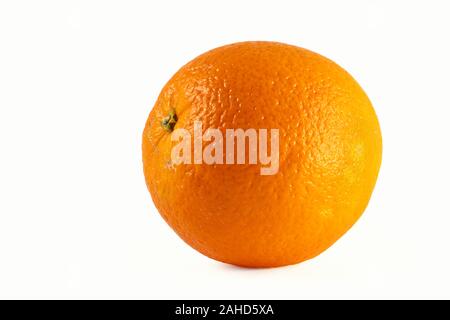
[0,0,449,300]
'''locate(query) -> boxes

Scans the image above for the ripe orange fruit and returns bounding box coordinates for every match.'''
[142,41,382,267]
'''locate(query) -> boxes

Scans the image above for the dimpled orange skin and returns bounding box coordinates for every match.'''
[142,41,382,268]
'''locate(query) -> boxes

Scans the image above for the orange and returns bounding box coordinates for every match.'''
[142,41,382,268]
